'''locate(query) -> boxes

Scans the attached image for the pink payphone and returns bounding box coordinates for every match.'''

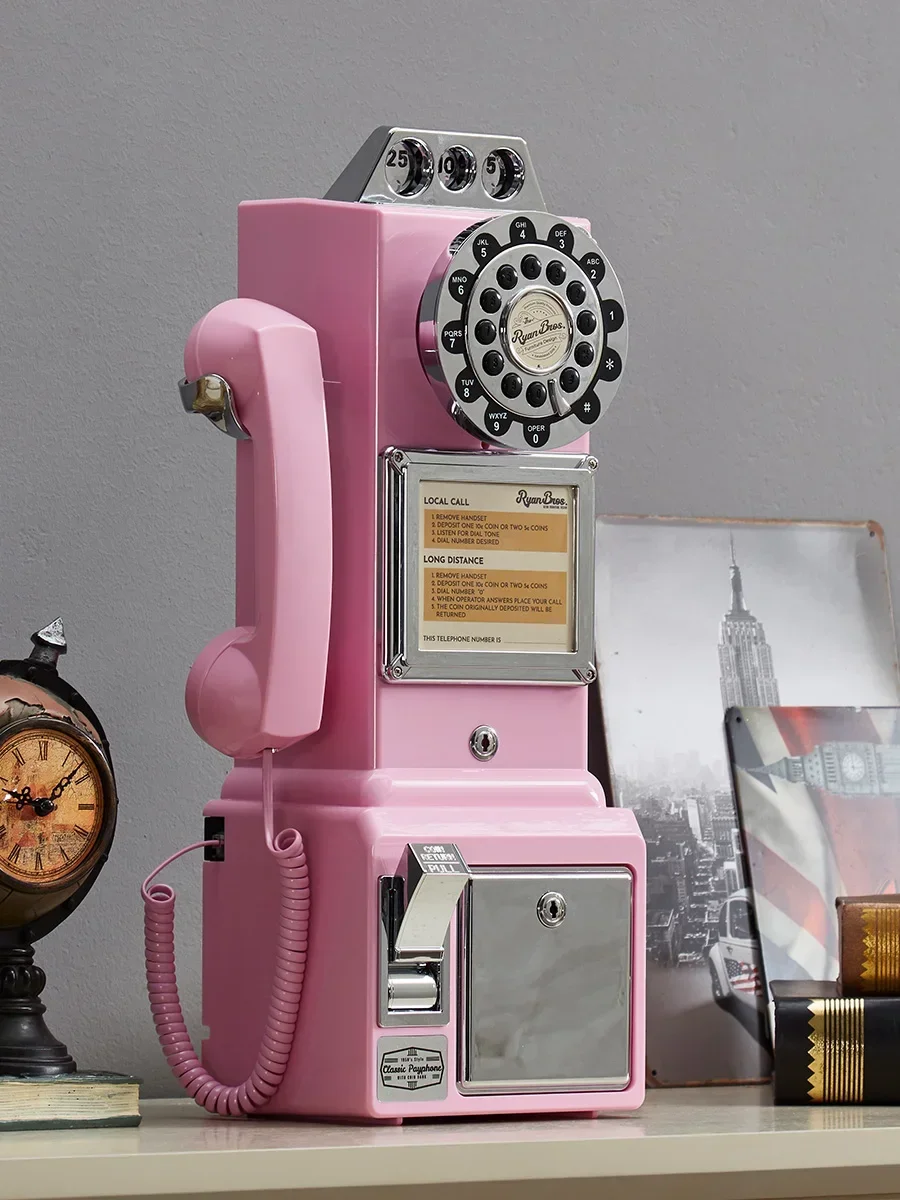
[143,128,646,1120]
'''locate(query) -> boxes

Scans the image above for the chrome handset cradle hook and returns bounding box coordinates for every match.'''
[178,374,249,440]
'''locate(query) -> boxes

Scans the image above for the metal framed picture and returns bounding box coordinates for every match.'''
[727,704,900,1001]
[592,516,900,1087]
[383,449,596,684]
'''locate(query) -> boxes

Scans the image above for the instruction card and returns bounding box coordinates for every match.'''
[417,480,575,654]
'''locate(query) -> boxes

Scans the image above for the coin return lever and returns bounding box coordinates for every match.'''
[379,844,470,1025]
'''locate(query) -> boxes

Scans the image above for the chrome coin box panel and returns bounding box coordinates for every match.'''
[382,450,596,684]
[458,867,633,1094]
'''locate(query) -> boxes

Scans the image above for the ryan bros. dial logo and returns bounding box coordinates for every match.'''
[504,289,572,372]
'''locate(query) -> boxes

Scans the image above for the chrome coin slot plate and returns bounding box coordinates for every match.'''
[325,127,545,210]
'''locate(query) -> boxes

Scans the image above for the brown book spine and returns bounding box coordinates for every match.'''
[837,895,900,995]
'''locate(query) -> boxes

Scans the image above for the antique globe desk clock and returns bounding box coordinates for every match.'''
[144,127,646,1120]
[0,621,116,1075]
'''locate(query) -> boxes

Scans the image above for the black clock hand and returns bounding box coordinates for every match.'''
[3,785,40,810]
[2,785,31,803]
[9,767,83,818]
[2,789,56,817]
[49,766,80,802]
[1,767,80,814]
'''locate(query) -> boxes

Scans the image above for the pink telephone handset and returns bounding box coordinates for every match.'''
[143,298,325,1114]
[183,297,332,759]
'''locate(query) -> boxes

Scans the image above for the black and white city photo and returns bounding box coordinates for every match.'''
[594,518,899,1085]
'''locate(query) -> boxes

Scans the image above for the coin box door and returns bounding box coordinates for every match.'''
[460,868,633,1092]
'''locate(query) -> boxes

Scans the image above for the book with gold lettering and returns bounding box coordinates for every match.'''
[772,980,900,1104]
[837,895,900,995]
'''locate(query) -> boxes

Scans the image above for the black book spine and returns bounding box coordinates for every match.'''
[775,993,900,1103]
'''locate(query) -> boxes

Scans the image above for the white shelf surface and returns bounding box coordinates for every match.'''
[3,1086,900,1200]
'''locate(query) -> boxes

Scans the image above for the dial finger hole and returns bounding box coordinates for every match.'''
[566,280,586,306]
[501,373,523,399]
[474,320,497,345]
[521,254,541,280]
[574,342,595,367]
[482,351,504,376]
[560,367,580,393]
[526,381,547,408]
[497,264,518,290]
[480,288,502,313]
[576,310,597,336]
[546,260,566,286]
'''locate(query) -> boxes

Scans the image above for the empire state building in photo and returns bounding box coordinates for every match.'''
[719,539,781,707]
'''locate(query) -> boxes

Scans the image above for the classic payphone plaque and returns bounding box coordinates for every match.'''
[384,451,596,683]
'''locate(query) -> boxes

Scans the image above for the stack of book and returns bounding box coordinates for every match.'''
[0,1071,140,1130]
[772,895,900,1104]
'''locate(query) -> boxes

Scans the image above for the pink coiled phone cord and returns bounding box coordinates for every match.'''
[141,749,309,1116]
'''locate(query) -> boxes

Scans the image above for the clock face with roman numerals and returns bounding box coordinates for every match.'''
[0,724,108,887]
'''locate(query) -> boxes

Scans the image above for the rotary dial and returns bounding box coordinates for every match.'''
[418,211,627,450]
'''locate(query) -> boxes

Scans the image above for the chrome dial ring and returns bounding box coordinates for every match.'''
[418,211,628,450]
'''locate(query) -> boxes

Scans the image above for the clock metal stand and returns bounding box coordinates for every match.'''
[0,940,76,1076]
[0,622,118,1077]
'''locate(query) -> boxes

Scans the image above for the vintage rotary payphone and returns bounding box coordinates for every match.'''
[143,128,645,1120]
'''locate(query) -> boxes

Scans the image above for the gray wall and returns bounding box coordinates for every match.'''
[0,1,896,1095]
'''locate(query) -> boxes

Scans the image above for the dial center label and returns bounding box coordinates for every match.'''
[418,480,575,653]
[503,288,572,373]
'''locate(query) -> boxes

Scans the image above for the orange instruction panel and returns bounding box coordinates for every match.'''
[417,480,576,653]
